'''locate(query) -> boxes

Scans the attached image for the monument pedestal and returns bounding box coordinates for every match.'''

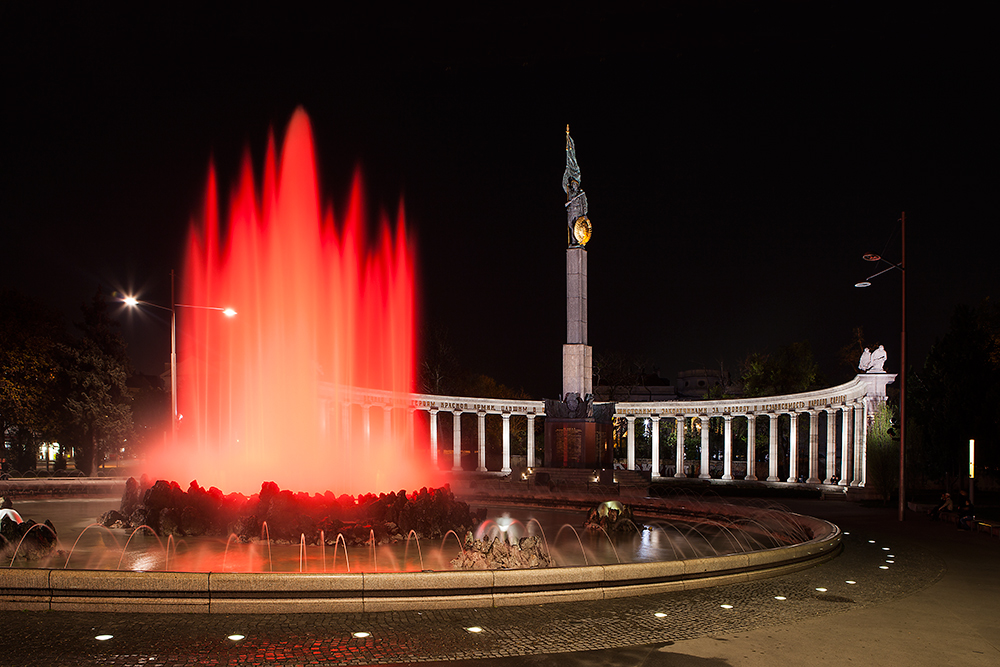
[562,343,592,399]
[543,396,614,469]
[544,417,613,469]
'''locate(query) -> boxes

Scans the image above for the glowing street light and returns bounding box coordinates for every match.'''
[854,211,906,521]
[123,271,235,441]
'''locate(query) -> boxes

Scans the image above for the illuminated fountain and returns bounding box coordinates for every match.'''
[146,107,441,496]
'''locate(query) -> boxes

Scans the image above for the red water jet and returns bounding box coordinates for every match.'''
[147,109,440,495]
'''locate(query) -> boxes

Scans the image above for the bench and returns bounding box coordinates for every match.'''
[975,519,1000,538]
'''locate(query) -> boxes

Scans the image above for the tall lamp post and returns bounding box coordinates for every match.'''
[855,211,906,521]
[124,271,236,441]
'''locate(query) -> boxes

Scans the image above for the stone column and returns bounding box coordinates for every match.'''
[407,408,417,452]
[476,410,487,472]
[650,415,661,478]
[722,414,734,480]
[839,406,852,486]
[745,414,757,480]
[767,412,780,481]
[362,404,372,456]
[859,401,868,487]
[563,247,592,399]
[699,416,711,479]
[452,410,463,471]
[851,403,864,487]
[526,413,536,468]
[807,410,821,484]
[824,407,837,484]
[626,415,636,470]
[428,407,439,467]
[787,412,799,483]
[674,415,686,477]
[383,406,392,448]
[342,402,351,456]
[501,412,512,474]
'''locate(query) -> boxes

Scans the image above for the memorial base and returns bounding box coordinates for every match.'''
[544,418,613,469]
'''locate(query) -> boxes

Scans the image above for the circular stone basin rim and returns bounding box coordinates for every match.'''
[0,512,840,613]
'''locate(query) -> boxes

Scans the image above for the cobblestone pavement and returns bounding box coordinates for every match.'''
[0,506,944,667]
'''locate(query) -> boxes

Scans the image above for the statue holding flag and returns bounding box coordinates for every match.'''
[563,125,592,247]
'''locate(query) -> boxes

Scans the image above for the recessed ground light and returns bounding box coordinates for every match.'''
[879,565,889,570]
[868,540,875,543]
[887,554,894,558]
[720,604,733,609]
[845,580,856,585]
[843,532,850,535]
[466,626,484,633]
[654,612,667,618]
[774,596,787,600]
[882,547,890,551]
[228,634,245,641]
[95,635,113,641]
[886,560,894,563]
[352,632,371,638]
[815,588,827,592]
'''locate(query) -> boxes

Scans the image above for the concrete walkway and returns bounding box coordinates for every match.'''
[0,499,996,666]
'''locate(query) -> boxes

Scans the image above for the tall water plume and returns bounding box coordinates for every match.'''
[147,109,440,494]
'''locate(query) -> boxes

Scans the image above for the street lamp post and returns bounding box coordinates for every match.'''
[855,211,906,521]
[124,270,236,442]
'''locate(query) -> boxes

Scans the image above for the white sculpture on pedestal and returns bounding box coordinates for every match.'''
[859,345,887,373]
[870,345,887,372]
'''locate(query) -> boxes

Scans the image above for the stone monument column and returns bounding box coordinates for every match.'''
[767,412,780,481]
[674,415,686,477]
[787,411,799,483]
[650,415,661,478]
[722,414,734,480]
[526,413,536,468]
[544,127,614,470]
[699,416,711,479]
[807,410,821,484]
[562,126,593,400]
[501,411,512,474]
[428,407,439,466]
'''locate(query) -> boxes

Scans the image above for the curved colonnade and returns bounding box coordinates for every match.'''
[322,374,895,488]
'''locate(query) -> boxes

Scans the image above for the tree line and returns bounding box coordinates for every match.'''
[1,289,167,475]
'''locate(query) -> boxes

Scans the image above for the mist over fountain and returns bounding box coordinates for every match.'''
[145,109,442,495]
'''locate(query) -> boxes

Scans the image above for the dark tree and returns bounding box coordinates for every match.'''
[739,341,820,398]
[57,290,134,476]
[594,351,647,401]
[0,290,64,470]
[418,326,462,395]
[911,301,1000,481]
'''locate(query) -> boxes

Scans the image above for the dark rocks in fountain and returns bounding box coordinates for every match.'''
[101,477,485,548]
[451,532,552,570]
[0,515,58,561]
[583,501,639,534]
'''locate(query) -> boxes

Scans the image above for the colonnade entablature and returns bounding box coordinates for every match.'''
[318,375,893,488]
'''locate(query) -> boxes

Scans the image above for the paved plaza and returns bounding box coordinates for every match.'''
[0,499,996,666]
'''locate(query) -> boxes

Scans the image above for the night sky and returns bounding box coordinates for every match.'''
[3,4,995,399]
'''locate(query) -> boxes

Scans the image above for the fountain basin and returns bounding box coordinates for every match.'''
[0,503,840,613]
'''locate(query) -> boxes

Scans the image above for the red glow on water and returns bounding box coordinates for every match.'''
[147,109,440,495]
